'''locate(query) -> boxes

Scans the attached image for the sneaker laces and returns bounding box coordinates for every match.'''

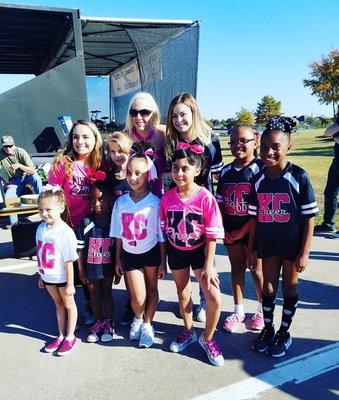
[90,320,103,334]
[272,331,286,346]
[226,313,240,323]
[176,330,193,344]
[258,327,273,341]
[204,339,221,358]
[102,319,113,333]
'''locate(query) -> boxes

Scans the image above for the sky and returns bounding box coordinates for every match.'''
[0,0,338,120]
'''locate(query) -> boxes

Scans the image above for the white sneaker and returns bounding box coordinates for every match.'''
[139,323,155,348]
[196,300,207,322]
[129,317,143,341]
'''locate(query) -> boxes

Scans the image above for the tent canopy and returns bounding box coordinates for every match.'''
[0,3,197,76]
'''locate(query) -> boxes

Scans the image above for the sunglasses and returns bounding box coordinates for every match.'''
[229,138,255,146]
[3,145,14,148]
[129,109,152,117]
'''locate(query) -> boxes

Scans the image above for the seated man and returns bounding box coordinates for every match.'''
[0,135,43,228]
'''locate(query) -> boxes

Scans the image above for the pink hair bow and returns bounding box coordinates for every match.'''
[144,148,154,157]
[91,170,106,182]
[177,142,204,155]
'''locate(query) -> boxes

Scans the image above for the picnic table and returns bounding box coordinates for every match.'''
[0,203,39,218]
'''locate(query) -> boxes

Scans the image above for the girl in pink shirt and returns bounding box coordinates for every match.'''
[48,119,105,325]
[160,144,225,367]
[48,120,104,230]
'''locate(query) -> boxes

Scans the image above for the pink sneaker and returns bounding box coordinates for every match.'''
[251,312,264,330]
[44,337,64,353]
[198,334,224,366]
[223,313,246,332]
[57,337,77,356]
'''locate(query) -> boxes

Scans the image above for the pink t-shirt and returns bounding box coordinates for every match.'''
[160,186,224,251]
[48,160,94,229]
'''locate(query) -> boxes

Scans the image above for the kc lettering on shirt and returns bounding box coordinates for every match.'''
[160,186,224,251]
[110,192,164,254]
[36,221,78,284]
[87,237,112,263]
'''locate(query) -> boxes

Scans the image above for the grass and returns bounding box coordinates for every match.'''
[219,129,335,225]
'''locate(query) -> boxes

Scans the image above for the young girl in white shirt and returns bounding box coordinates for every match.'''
[36,185,78,356]
[110,141,166,348]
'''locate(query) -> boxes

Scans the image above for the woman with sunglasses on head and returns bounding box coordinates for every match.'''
[216,126,264,333]
[125,92,166,197]
[164,93,224,323]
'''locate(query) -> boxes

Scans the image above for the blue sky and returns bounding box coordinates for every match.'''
[0,0,338,119]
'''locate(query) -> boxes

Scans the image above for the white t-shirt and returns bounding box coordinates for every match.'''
[110,192,165,254]
[36,221,78,284]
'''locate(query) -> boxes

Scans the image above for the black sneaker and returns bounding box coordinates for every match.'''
[252,326,275,353]
[120,300,134,325]
[314,223,336,234]
[329,231,339,239]
[267,330,292,357]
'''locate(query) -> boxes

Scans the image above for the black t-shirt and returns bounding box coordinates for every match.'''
[248,162,319,254]
[216,158,263,232]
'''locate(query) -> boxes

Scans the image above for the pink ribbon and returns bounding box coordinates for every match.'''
[177,142,204,155]
[91,170,106,182]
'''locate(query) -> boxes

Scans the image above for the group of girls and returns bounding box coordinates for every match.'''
[35,92,318,366]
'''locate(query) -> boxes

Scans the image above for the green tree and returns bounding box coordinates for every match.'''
[303,49,339,119]
[255,95,282,125]
[220,119,227,128]
[225,118,237,130]
[235,107,255,126]
[204,119,213,128]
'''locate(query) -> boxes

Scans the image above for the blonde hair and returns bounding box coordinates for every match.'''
[106,131,133,155]
[165,93,212,161]
[38,187,73,228]
[51,120,103,178]
[125,92,161,135]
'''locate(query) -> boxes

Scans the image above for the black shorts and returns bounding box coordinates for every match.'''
[86,262,114,281]
[122,243,161,272]
[43,280,67,287]
[225,233,249,247]
[257,238,300,261]
[167,242,205,271]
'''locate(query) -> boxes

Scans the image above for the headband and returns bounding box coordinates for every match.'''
[43,184,62,193]
[177,142,204,155]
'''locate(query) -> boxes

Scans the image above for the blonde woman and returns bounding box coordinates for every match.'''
[125,92,166,196]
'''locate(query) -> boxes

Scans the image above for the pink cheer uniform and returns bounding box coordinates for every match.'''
[160,186,224,251]
[48,160,95,229]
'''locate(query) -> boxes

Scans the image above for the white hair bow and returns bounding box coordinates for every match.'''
[43,184,62,193]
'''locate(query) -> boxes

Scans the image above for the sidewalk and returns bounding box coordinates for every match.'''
[0,224,338,400]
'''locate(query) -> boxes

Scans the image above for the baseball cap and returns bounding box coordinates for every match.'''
[1,135,15,147]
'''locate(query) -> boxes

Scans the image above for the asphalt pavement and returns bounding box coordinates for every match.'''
[0,215,338,400]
